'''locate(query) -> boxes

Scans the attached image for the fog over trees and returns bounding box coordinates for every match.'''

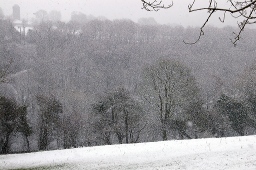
[1,7,256,154]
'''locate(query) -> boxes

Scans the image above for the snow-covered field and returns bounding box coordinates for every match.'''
[1,135,256,170]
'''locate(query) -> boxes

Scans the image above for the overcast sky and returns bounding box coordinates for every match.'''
[0,0,239,27]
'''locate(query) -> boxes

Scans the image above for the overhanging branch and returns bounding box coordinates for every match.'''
[140,0,173,11]
[141,0,256,45]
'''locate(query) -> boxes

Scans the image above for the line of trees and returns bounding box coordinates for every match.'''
[1,17,256,154]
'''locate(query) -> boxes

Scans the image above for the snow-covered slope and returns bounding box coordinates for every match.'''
[1,135,256,170]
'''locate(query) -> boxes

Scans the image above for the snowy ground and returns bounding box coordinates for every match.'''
[1,135,256,170]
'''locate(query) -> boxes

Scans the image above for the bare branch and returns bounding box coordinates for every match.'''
[219,11,227,22]
[189,0,256,13]
[141,0,256,45]
[232,5,255,45]
[183,10,215,45]
[187,0,256,45]
[140,0,173,11]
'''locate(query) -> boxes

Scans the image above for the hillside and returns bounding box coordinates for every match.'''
[1,135,256,170]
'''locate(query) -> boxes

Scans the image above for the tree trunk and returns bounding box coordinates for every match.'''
[116,132,123,144]
[125,110,129,144]
[161,118,168,141]
[179,130,192,139]
[71,133,77,148]
[63,130,68,149]
[39,126,48,150]
[25,135,30,152]
[104,132,112,145]
[1,132,11,154]
[162,129,168,141]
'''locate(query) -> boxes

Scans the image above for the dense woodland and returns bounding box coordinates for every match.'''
[1,13,256,154]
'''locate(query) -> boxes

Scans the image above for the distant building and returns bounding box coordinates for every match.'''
[13,19,33,35]
[13,4,20,20]
[11,5,33,36]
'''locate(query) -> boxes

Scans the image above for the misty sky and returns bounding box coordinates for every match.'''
[0,0,239,27]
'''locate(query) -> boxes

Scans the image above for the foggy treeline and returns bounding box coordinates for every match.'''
[1,13,256,154]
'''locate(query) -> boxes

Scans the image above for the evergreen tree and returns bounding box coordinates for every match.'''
[37,95,62,150]
[216,94,248,136]
[91,88,144,145]
[0,96,31,154]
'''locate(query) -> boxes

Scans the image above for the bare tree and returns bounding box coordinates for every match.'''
[141,59,204,140]
[140,0,256,45]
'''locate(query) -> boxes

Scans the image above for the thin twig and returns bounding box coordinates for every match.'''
[189,0,256,13]
[184,10,215,44]
[141,0,173,11]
